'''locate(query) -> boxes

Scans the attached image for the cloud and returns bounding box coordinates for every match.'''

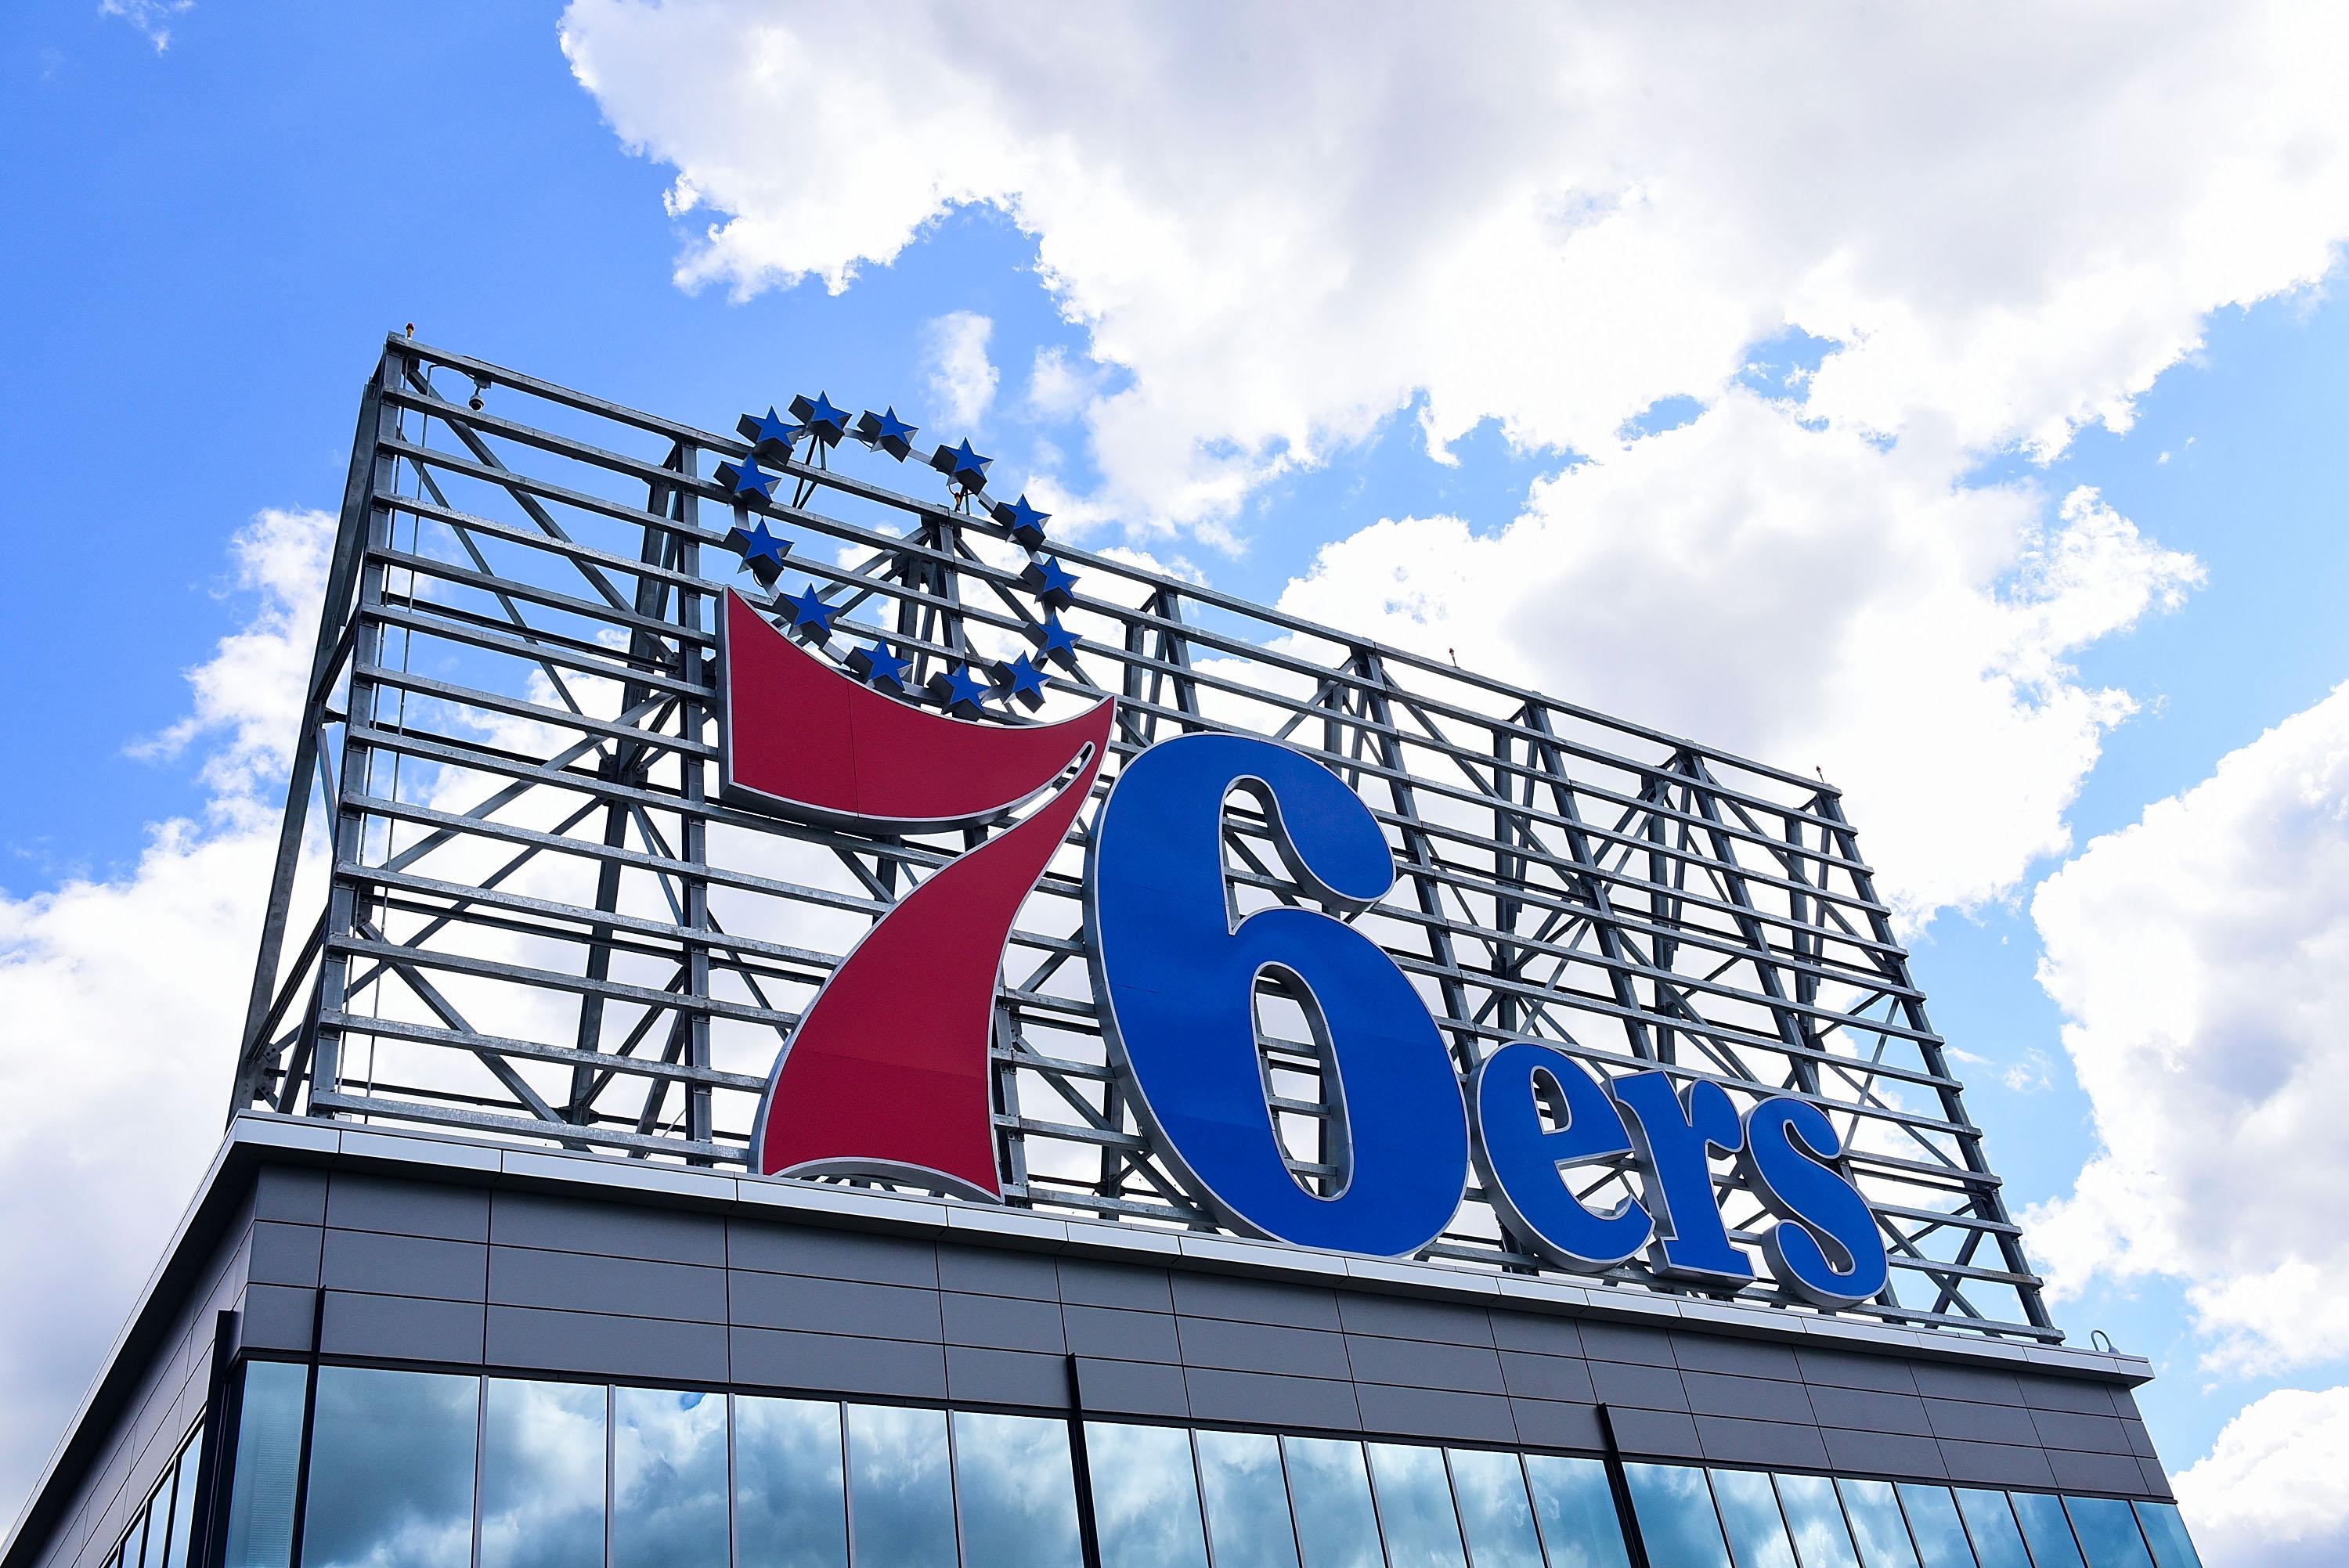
[0,509,331,1511]
[2172,1387,2349,1568]
[559,1,2349,533]
[2027,683,2349,1372]
[98,0,191,52]
[1272,402,2199,921]
[920,311,998,431]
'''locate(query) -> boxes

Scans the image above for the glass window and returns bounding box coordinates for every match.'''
[303,1368,478,1568]
[480,1379,607,1568]
[614,1388,729,1568]
[1710,1470,1796,1568]
[2128,1504,2202,1568]
[1891,1487,1976,1568]
[1836,1482,1920,1568]
[2061,1499,2152,1568]
[139,1472,173,1568]
[1283,1438,1384,1568]
[845,1404,956,1568]
[1622,1464,1730,1568]
[1197,1429,1301,1568]
[1445,1449,1543,1568]
[1773,1476,1858,1568]
[2008,1494,2086,1568]
[1524,1455,1630,1568]
[164,1433,204,1568]
[222,1361,306,1568]
[736,1397,848,1568]
[952,1411,1084,1568]
[1367,1444,1469,1568]
[1950,1491,2030,1568]
[1086,1423,1210,1568]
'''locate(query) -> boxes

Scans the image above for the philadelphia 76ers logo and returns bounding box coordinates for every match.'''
[720,589,1112,1200]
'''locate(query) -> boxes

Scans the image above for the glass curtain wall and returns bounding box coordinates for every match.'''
[213,1361,2205,1568]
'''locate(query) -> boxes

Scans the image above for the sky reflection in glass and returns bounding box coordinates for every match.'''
[1523,1455,1629,1568]
[1445,1448,1543,1568]
[613,1388,727,1568]
[481,1379,605,1568]
[2009,1493,2087,1568]
[222,1361,305,1568]
[1197,1429,1301,1568]
[951,1411,1084,1568]
[1622,1463,1729,1568]
[845,1404,956,1568]
[302,1368,477,1568]
[1891,1487,1978,1568]
[1773,1475,1859,1568]
[1283,1438,1383,1568]
[164,1436,202,1568]
[1709,1469,1795,1568]
[736,1397,846,1568]
[2130,1504,2203,1568]
[2062,1498,2153,1568]
[1084,1423,1209,1568]
[1366,1442,1468,1568]
[1950,1491,2031,1568]
[1836,1481,1920,1568]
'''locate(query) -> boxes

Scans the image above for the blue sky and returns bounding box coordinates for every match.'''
[8,5,2349,1558]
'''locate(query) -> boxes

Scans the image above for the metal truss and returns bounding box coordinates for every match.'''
[232,334,2054,1341]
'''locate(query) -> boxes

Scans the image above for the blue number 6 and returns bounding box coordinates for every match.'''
[1085,734,1468,1256]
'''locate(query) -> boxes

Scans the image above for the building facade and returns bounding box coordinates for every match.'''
[4,341,2203,1568]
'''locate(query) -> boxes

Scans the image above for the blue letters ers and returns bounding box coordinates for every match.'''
[1085,732,1890,1311]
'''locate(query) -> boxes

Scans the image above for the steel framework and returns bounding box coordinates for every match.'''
[231,335,2053,1340]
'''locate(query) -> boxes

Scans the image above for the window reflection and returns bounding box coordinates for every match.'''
[736,1397,847,1568]
[1197,1429,1301,1568]
[845,1404,957,1568]
[2129,1504,2203,1568]
[138,1473,171,1568]
[1835,1481,1919,1568]
[165,1434,204,1568]
[952,1411,1084,1568]
[1085,1423,1209,1568]
[222,1361,306,1568]
[481,1379,606,1568]
[1524,1455,1629,1568]
[1367,1444,1469,1568]
[1445,1449,1543,1568]
[1621,1463,1730,1568]
[1891,1487,1978,1568]
[1282,1438,1383,1568]
[614,1388,728,1568]
[1710,1470,1796,1568]
[2008,1494,2086,1568]
[2061,1498,2153,1568]
[303,1367,478,1568]
[1773,1475,1858,1568]
[1950,1491,2030,1568]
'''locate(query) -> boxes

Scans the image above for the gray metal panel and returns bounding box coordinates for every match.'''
[940,1292,1066,1354]
[945,1346,1071,1408]
[1804,1385,1932,1438]
[2018,1375,2120,1415]
[730,1325,947,1400]
[1184,1368,1361,1432]
[327,1171,487,1242]
[1335,1296,1494,1346]
[2030,1409,2130,1454]
[1578,1323,1676,1367]
[1680,1372,1815,1426]
[1819,1426,1946,1480]
[1694,1415,1831,1470]
[1072,1357,1191,1419]
[1936,1439,2059,1489]
[252,1166,330,1224]
[1487,1313,1584,1358]
[247,1222,323,1288]
[1911,1364,2025,1404]
[1058,1259,1174,1313]
[1922,1397,2040,1445]
[1507,1398,1605,1451]
[729,1222,937,1288]
[485,1303,728,1382]
[1170,1273,1342,1331]
[320,1290,486,1364]
[1604,1407,1705,1461]
[2046,1449,2151,1493]
[320,1229,488,1301]
[490,1191,725,1267]
[239,1283,316,1352]
[1176,1316,1353,1380]
[1498,1351,1597,1404]
[1353,1383,1517,1446]
[1342,1335,1506,1395]
[489,1244,727,1322]
[936,1245,1059,1301]
[727,1271,944,1341]
[1795,1348,1918,1394]
[2135,1457,2174,1498]
[1059,1303,1181,1364]
[1672,1334,1803,1382]
[1588,1360,1690,1411]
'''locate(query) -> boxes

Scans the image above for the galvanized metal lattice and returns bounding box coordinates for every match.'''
[232,337,2052,1341]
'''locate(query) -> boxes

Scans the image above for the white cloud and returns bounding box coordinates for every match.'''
[2173,1386,2349,1568]
[921,310,998,431]
[2028,683,2349,1372]
[98,0,191,52]
[560,1,2349,532]
[1273,402,2199,921]
[0,509,331,1510]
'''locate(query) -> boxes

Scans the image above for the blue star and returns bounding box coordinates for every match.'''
[845,641,910,690]
[1020,554,1080,608]
[930,438,993,491]
[992,493,1051,548]
[720,456,781,504]
[791,391,850,445]
[929,662,992,715]
[727,520,790,577]
[781,585,838,640]
[856,406,918,459]
[991,653,1048,710]
[736,407,801,455]
[1029,614,1081,666]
